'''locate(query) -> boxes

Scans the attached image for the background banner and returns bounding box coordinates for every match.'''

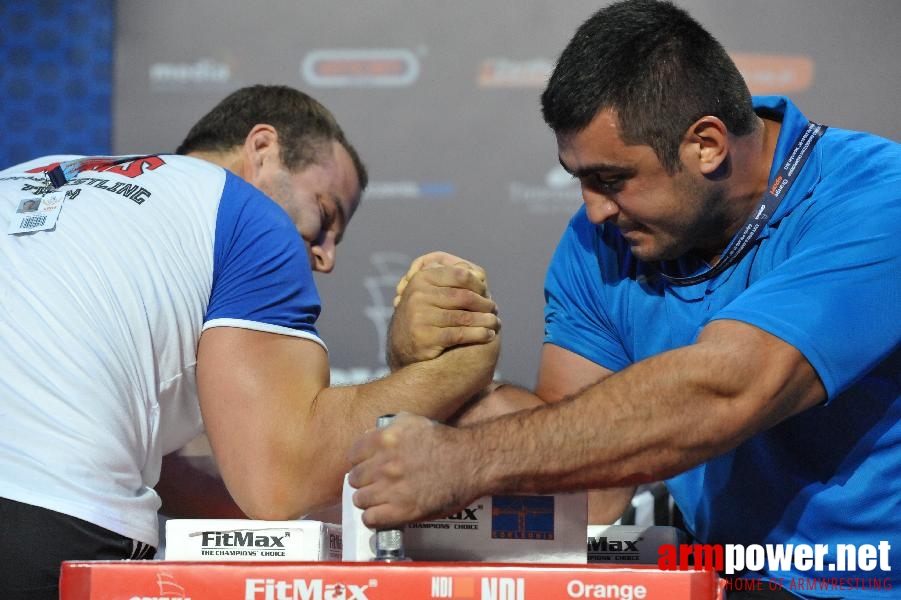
[109,1,901,385]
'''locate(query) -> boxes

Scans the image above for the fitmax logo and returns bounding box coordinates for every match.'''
[202,531,287,548]
[445,507,481,521]
[245,579,372,600]
[587,536,640,553]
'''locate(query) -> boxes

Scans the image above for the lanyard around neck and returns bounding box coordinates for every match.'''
[660,121,827,287]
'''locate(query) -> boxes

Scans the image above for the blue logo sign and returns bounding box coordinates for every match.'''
[491,495,555,540]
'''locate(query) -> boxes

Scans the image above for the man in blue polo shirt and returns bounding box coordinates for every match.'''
[349,1,901,597]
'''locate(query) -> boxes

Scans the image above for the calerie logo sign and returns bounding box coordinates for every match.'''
[245,578,375,600]
[301,49,420,87]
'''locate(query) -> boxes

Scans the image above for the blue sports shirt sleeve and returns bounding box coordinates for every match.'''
[204,171,324,346]
[544,206,632,372]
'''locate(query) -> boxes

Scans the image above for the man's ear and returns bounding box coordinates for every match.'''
[242,124,279,180]
[682,116,729,176]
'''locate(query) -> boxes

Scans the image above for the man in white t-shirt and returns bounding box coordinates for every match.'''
[0,85,501,599]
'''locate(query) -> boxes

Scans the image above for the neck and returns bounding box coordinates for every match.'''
[696,117,782,266]
[750,117,783,201]
[185,149,245,177]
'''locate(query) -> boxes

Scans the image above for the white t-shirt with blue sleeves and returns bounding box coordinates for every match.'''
[0,154,324,547]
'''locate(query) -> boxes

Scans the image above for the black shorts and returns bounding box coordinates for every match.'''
[0,497,155,600]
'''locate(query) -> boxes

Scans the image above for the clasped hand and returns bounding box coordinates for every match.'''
[348,412,477,529]
[386,251,500,370]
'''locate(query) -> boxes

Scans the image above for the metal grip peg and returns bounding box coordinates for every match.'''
[373,414,411,562]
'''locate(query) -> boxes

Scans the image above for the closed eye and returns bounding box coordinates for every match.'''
[317,193,348,244]
[584,173,626,194]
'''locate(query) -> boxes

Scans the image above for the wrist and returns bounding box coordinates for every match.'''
[446,424,492,503]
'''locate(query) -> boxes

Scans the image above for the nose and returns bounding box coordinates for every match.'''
[583,188,619,225]
[310,236,336,274]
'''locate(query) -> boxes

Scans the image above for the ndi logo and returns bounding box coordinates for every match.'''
[481,577,524,600]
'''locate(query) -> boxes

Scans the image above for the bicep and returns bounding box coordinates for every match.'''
[535,343,615,403]
[696,319,827,433]
[196,326,329,507]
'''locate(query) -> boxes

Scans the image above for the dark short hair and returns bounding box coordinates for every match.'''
[176,85,367,189]
[541,0,756,172]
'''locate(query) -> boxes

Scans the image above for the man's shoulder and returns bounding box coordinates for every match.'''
[812,128,901,216]
[820,126,901,171]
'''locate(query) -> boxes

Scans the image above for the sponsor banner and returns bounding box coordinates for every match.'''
[478,58,553,88]
[731,53,815,95]
[587,526,685,565]
[491,496,555,541]
[148,58,235,92]
[364,181,455,201]
[60,561,725,600]
[165,519,341,562]
[301,49,420,88]
[477,53,814,94]
[508,166,582,215]
[343,476,587,564]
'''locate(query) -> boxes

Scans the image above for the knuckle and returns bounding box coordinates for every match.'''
[454,310,474,327]
[438,328,458,347]
[450,328,467,346]
[452,266,471,285]
[441,286,462,303]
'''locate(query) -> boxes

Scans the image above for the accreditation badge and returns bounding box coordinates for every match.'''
[7,189,78,234]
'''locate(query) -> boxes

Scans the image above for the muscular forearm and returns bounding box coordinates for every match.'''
[456,321,825,498]
[293,338,500,514]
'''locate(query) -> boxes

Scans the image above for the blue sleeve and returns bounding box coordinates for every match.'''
[714,175,901,399]
[543,207,632,372]
[204,172,323,344]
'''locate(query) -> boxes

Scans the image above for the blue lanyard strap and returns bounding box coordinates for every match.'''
[660,121,827,287]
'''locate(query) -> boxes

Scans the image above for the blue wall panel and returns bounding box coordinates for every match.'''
[0,0,113,169]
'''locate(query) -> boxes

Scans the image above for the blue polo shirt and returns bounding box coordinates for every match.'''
[544,97,901,594]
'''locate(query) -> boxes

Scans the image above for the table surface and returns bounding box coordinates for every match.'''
[61,560,726,600]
